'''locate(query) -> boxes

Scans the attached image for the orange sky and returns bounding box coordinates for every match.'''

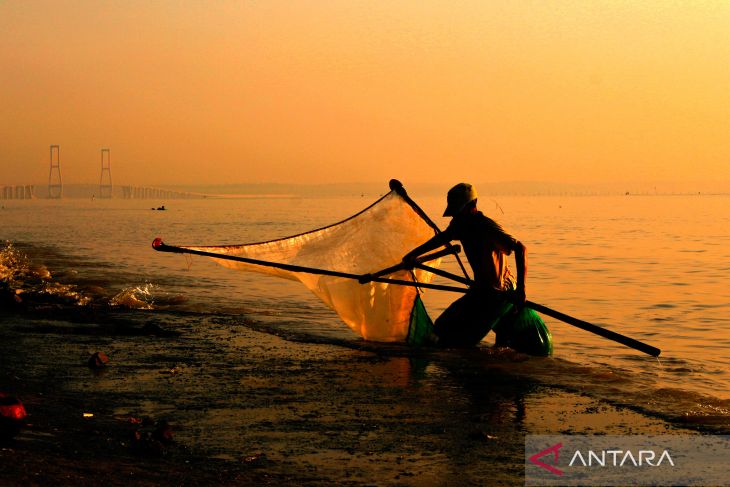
[2,1,729,187]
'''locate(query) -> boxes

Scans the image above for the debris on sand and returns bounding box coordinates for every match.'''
[0,393,27,440]
[130,418,175,458]
[87,351,110,369]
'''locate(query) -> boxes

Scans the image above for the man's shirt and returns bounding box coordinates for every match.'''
[443,210,517,291]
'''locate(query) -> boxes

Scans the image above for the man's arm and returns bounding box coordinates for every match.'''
[402,232,451,267]
[514,241,527,307]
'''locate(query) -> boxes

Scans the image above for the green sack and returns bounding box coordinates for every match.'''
[494,305,553,356]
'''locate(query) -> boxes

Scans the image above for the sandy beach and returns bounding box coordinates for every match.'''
[0,308,698,486]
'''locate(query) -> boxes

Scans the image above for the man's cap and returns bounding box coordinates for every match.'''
[443,183,478,216]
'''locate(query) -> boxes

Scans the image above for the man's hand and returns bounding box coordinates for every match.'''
[401,253,419,269]
[358,273,373,284]
[512,287,526,312]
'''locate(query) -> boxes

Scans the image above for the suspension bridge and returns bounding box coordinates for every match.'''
[1,146,209,199]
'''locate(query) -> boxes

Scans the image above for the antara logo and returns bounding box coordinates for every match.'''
[568,449,674,467]
[530,442,676,476]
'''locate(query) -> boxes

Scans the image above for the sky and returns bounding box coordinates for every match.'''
[2,1,730,188]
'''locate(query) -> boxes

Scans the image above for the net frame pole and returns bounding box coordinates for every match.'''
[388,179,471,280]
[152,238,468,294]
[410,263,660,357]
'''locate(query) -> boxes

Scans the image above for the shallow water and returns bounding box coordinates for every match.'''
[1,192,729,432]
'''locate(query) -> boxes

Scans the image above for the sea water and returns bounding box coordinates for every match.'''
[1,193,729,428]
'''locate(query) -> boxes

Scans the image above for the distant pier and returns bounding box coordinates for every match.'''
[121,186,205,199]
[1,185,35,200]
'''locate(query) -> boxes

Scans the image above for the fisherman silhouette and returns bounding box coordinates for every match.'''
[402,183,552,355]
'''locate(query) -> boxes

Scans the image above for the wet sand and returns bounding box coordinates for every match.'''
[0,310,694,486]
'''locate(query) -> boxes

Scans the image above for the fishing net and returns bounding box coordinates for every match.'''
[179,185,443,343]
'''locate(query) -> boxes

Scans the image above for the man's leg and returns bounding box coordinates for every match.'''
[433,293,479,347]
[434,292,509,347]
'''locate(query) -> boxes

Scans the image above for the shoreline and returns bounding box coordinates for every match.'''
[0,311,707,486]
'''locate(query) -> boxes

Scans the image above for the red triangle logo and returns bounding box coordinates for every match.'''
[529,442,564,476]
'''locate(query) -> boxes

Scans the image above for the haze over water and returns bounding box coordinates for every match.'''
[2,2,730,191]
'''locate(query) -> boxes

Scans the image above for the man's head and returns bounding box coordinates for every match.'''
[443,183,478,217]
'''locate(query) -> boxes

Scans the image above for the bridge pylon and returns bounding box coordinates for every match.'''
[48,145,63,199]
[99,148,112,198]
